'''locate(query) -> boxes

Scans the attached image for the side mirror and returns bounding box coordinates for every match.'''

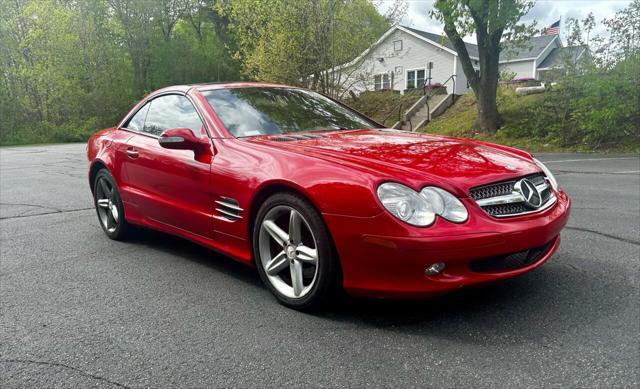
[158,128,209,152]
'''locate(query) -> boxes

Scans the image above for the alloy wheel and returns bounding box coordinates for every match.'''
[258,205,319,299]
[95,177,119,233]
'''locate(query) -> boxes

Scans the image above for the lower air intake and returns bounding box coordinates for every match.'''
[468,239,555,273]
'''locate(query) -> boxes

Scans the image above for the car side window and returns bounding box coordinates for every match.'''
[143,95,204,137]
[123,102,150,132]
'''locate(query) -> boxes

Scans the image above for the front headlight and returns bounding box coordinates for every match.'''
[533,158,558,191]
[377,183,468,226]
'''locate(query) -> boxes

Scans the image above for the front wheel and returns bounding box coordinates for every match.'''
[93,169,132,241]
[253,193,339,310]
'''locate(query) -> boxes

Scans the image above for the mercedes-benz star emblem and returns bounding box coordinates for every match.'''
[514,178,542,208]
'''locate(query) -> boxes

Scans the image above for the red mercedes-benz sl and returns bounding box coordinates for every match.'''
[87,82,571,310]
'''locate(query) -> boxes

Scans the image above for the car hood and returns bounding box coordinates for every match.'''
[249,129,540,195]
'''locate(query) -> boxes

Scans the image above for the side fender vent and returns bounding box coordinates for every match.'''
[214,197,243,222]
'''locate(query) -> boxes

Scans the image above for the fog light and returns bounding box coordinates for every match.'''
[425,262,445,275]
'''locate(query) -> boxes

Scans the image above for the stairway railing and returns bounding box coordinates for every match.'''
[382,102,403,128]
[382,74,457,130]
[423,75,456,125]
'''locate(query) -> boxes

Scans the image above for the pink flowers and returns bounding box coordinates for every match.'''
[424,82,442,90]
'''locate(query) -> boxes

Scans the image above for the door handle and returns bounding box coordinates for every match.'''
[126,147,139,158]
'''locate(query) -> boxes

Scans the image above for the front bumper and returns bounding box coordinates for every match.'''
[323,191,571,298]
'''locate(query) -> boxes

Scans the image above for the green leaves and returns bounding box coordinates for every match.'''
[431,0,537,132]
[0,0,238,146]
[225,0,389,96]
[499,57,640,149]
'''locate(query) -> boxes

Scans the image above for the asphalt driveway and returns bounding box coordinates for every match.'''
[1,144,638,387]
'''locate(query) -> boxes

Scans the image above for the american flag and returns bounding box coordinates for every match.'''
[544,20,560,35]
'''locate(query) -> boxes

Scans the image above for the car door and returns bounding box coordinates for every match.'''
[120,94,214,238]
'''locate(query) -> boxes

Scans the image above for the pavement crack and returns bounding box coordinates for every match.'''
[566,226,640,245]
[0,207,93,221]
[0,359,133,388]
[0,202,62,212]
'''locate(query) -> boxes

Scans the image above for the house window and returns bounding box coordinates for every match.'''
[374,74,391,91]
[406,69,426,89]
[384,74,391,89]
[393,40,403,51]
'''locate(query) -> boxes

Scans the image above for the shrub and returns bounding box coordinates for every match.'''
[423,58,640,152]
[514,55,640,148]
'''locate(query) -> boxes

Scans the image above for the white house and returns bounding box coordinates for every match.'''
[334,25,588,96]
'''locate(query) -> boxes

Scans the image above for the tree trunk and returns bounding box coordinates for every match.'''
[437,0,505,133]
[474,84,500,131]
[474,45,501,132]
[132,57,147,97]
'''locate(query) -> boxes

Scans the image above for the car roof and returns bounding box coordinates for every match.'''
[194,82,297,92]
[151,82,298,95]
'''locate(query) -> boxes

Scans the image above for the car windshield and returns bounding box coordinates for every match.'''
[202,87,379,138]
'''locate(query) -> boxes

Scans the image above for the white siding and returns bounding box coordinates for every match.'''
[454,57,474,95]
[336,29,457,95]
[499,60,535,79]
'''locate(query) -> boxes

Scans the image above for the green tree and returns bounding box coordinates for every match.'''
[0,0,239,145]
[495,1,639,148]
[224,0,391,97]
[0,0,133,143]
[602,0,640,66]
[107,0,157,96]
[582,12,595,46]
[431,0,536,132]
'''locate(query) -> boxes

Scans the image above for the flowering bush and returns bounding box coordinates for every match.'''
[424,82,442,90]
[513,77,535,82]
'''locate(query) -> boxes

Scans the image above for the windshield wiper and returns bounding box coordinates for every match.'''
[306,127,349,133]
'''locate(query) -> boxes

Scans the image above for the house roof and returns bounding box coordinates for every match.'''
[402,26,559,63]
[331,26,567,74]
[402,26,479,58]
[537,45,588,69]
[500,34,558,61]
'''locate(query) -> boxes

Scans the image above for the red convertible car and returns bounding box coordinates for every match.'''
[87,82,571,310]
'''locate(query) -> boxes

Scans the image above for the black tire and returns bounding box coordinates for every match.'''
[93,169,132,241]
[253,192,340,310]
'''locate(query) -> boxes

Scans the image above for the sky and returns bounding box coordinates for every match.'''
[376,0,631,43]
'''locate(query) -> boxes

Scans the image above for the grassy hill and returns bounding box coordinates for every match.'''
[421,86,639,153]
[342,91,423,127]
[420,87,557,151]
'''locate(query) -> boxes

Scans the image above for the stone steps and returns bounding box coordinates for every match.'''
[399,94,451,131]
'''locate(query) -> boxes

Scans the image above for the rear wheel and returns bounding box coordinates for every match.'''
[253,193,339,310]
[93,169,132,240]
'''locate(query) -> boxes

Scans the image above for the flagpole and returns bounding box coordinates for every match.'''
[560,16,562,45]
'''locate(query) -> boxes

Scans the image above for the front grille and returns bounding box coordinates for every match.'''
[469,173,546,201]
[483,203,529,217]
[471,182,514,200]
[470,173,555,218]
[469,239,555,273]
